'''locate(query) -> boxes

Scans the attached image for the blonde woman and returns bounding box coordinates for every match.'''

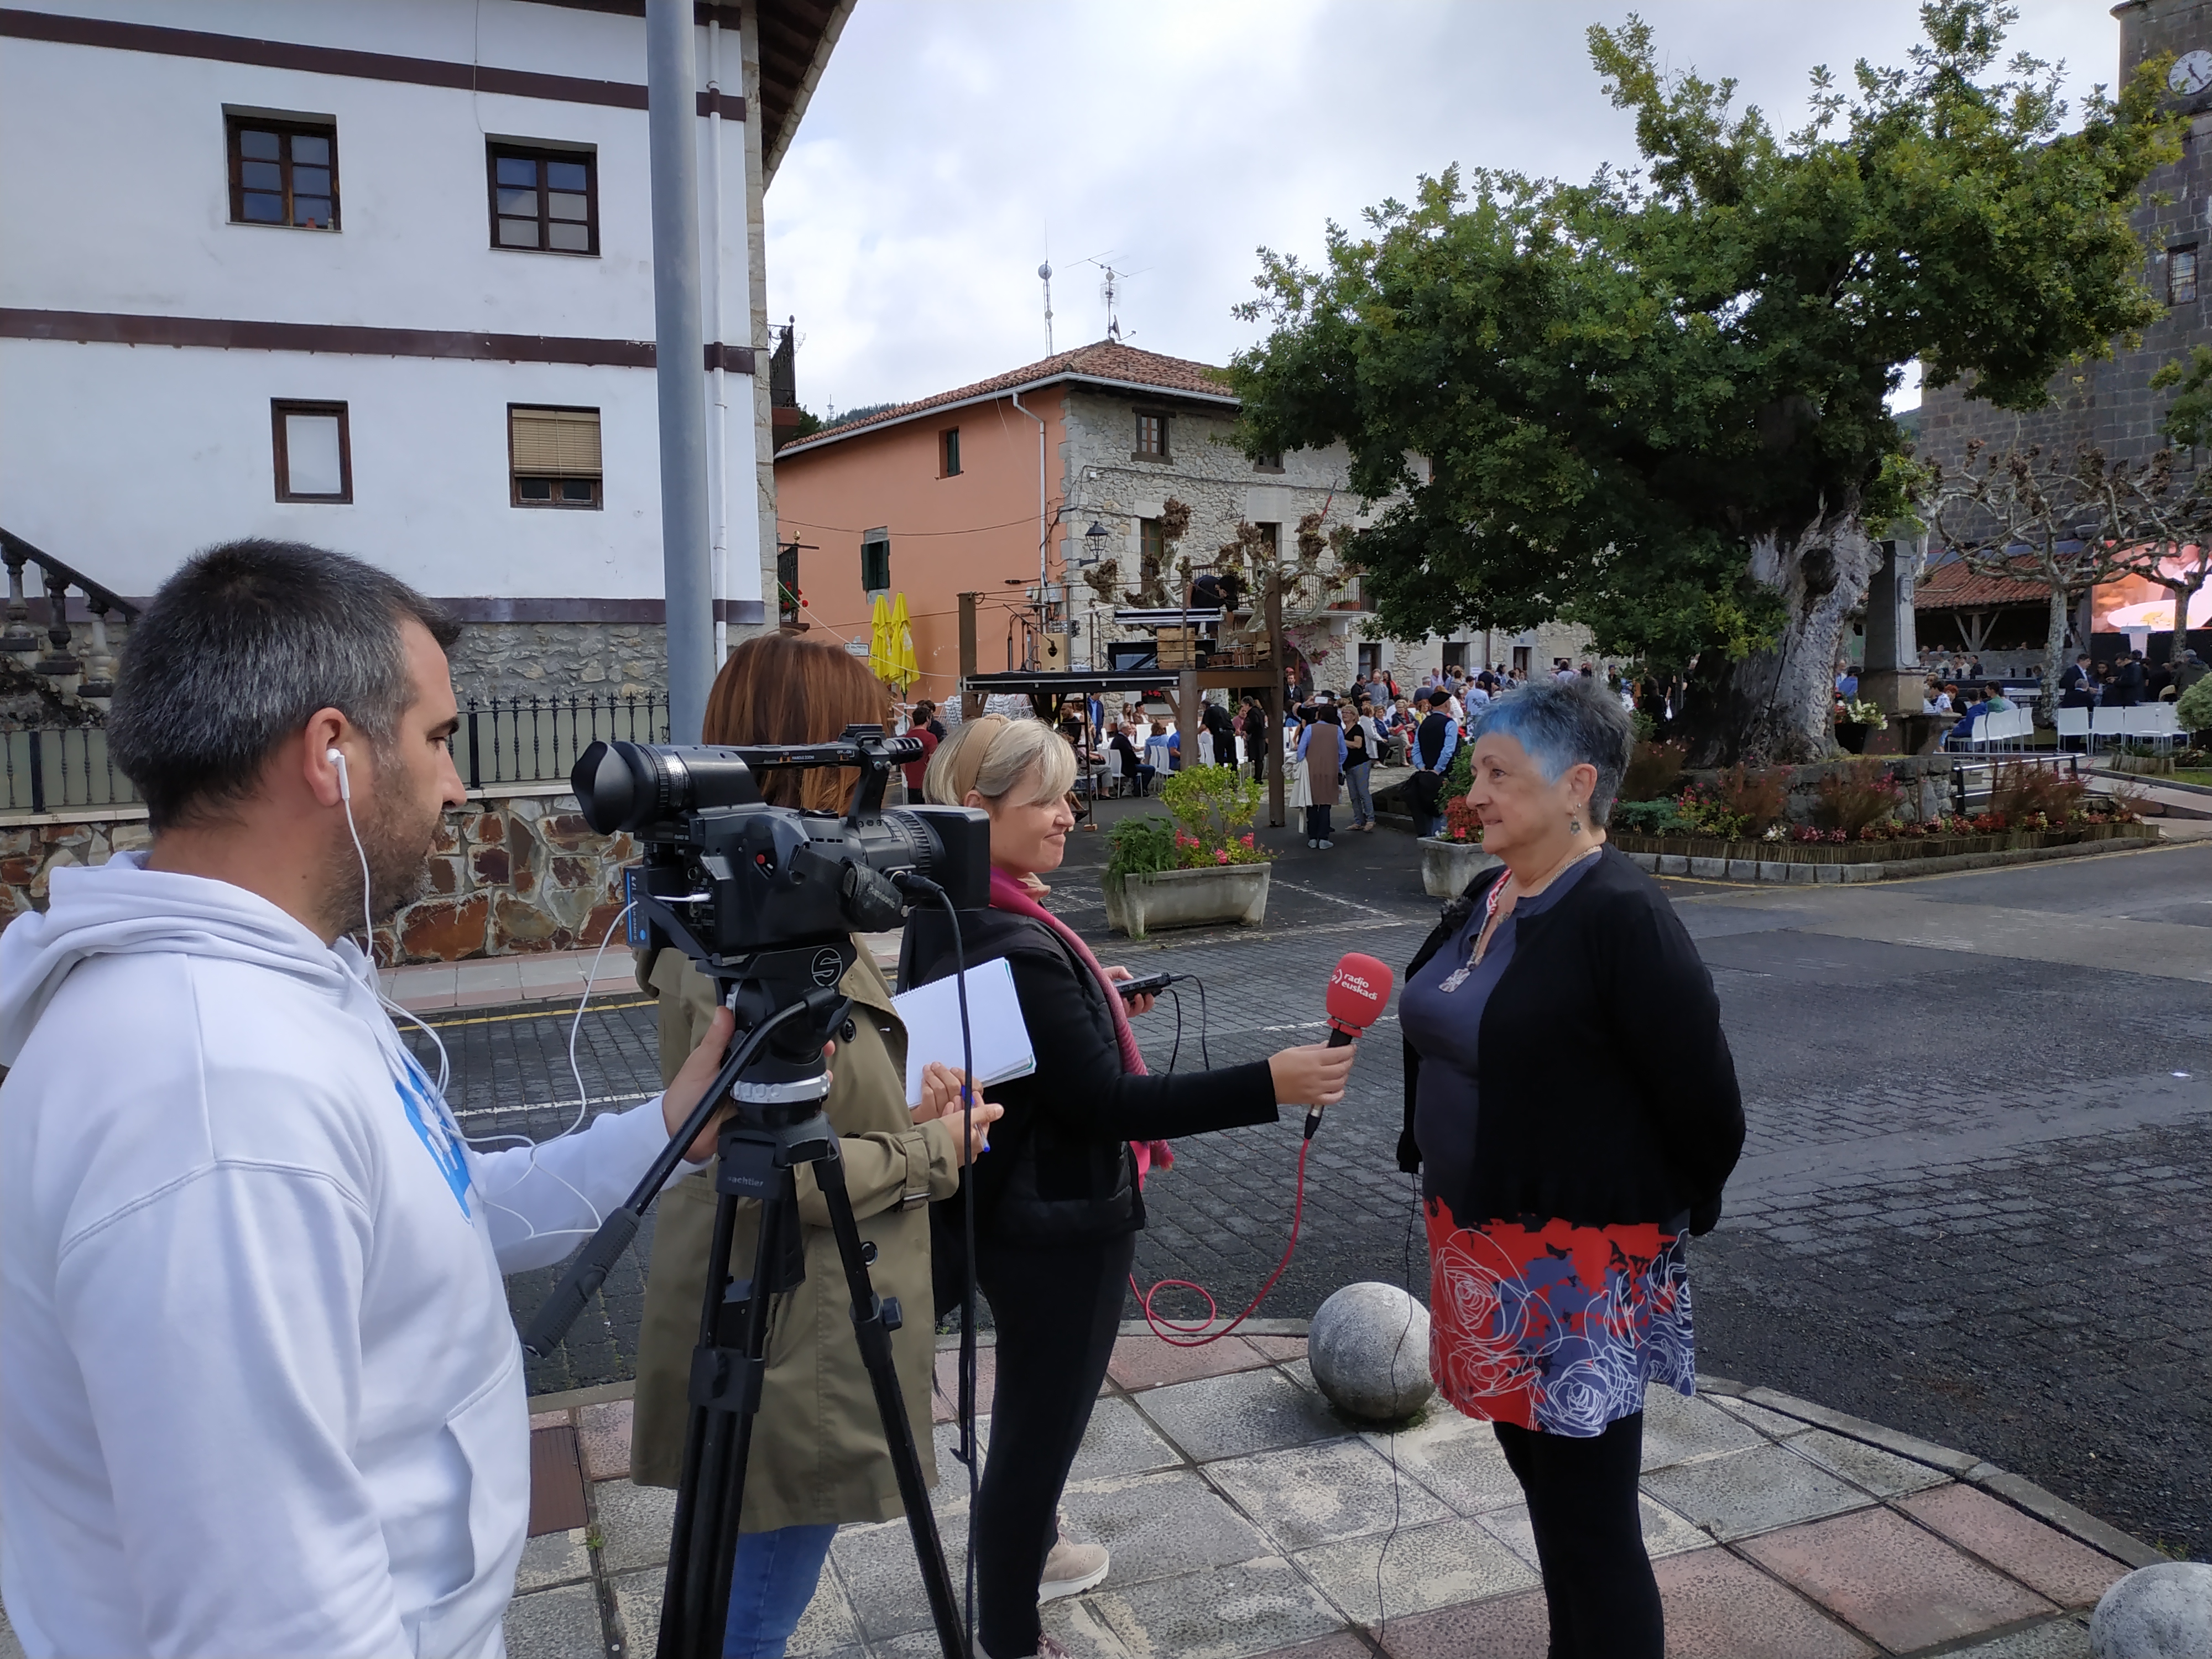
[906,716,1359,1659]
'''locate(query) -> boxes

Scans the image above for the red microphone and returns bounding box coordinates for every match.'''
[1307,952,1394,1138]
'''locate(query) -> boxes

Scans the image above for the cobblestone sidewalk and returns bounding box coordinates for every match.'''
[508,1326,2151,1659]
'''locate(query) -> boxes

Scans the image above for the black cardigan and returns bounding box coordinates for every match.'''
[1397,846,1744,1237]
[904,905,1278,1245]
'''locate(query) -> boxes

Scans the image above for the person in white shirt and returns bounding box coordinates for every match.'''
[0,541,741,1659]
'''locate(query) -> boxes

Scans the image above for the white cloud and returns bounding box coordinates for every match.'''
[766,1,2122,416]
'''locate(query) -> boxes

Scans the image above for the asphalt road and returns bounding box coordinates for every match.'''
[440,796,2211,1561]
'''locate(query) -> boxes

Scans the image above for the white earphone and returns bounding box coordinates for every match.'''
[327,746,351,801]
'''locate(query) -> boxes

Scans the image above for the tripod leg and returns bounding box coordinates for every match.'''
[659,1171,795,1659]
[812,1154,970,1659]
[656,1184,739,1658]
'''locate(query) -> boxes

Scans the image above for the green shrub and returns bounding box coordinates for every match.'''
[2177,674,2212,734]
[1610,799,1685,835]
[1106,815,1178,878]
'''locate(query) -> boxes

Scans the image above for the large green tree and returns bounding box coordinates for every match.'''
[1229,2,2179,761]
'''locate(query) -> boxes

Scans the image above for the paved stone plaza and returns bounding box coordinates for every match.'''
[505,1326,2139,1658]
[460,806,2209,1568]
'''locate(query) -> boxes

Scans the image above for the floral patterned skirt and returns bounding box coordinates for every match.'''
[1424,1198,1695,1437]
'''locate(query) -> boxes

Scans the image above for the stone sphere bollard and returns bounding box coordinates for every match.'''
[1308,1282,1434,1422]
[2091,1562,2212,1658]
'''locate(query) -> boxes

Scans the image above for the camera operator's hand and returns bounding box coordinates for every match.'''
[664,1007,739,1162]
[915,1062,1003,1164]
[1103,964,1156,1016]
[1266,1041,1358,1110]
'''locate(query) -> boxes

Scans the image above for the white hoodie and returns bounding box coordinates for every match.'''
[0,854,678,1658]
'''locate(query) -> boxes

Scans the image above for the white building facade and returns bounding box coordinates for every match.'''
[0,0,848,698]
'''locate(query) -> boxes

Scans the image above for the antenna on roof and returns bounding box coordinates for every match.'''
[1039,259,1055,355]
[1081,252,1146,345]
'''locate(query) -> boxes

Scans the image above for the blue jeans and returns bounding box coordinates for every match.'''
[1345,762,1373,826]
[724,1523,839,1658]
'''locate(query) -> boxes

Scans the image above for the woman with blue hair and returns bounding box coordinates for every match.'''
[1395,677,1745,1656]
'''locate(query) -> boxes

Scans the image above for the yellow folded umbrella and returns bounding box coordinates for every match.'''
[868,593,893,682]
[889,592,920,691]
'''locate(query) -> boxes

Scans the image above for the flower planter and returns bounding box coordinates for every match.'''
[1835,722,1874,754]
[1103,863,1271,939]
[1418,837,1503,899]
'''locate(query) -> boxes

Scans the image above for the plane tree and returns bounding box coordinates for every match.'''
[1228,2,2178,761]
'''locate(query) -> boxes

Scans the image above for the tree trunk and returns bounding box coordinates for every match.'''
[1681,500,1880,765]
[2165,579,2203,674]
[2041,582,2072,723]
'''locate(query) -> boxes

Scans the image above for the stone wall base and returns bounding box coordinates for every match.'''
[0,791,633,963]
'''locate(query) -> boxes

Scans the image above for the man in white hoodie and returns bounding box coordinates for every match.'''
[0,541,737,1658]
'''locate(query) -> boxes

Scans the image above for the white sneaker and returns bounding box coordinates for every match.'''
[1318,839,1335,849]
[1039,1536,1109,1601]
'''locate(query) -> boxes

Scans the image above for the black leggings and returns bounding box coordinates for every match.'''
[1494,1412,1661,1658]
[1305,804,1332,841]
[971,1232,1135,1657]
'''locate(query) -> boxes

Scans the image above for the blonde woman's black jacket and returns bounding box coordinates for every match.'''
[904,904,1277,1248]
[1396,846,1744,1236]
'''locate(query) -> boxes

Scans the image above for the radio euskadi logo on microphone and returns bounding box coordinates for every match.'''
[1332,966,1378,1001]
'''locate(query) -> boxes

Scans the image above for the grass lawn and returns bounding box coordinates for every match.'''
[2175,769,2212,787]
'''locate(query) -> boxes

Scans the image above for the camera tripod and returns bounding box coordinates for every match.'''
[521,956,968,1659]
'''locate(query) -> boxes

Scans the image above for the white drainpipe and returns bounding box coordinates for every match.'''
[706,16,730,662]
[1011,391,1046,665]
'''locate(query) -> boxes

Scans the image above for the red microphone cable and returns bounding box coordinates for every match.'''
[1129,953,1393,1348]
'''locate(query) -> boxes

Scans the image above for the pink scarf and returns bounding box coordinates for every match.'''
[988,865,1174,1185]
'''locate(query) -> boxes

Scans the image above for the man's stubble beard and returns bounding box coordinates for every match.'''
[321,761,445,943]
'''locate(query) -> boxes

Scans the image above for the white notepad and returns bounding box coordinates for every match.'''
[891,956,1037,1107]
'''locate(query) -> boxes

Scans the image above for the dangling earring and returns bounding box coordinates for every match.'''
[1569,813,1583,836]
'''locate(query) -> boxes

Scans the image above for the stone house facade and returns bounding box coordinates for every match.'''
[774,339,1600,701]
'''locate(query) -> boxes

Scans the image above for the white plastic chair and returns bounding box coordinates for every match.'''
[1197,731,1216,766]
[1146,739,1173,776]
[2089,707,2125,755]
[1102,744,1127,797]
[2054,706,2090,752]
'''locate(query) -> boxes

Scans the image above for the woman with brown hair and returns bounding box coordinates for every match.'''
[628,633,1000,1657]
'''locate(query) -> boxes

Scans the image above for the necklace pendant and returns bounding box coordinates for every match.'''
[1438,963,1474,993]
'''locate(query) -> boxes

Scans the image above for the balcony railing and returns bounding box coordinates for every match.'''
[2,528,139,697]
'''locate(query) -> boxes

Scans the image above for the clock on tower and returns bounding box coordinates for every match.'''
[2171,48,2212,96]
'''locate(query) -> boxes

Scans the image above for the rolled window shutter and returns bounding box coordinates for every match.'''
[510,408,602,476]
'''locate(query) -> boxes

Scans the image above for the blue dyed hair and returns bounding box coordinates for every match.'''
[1468,679,1635,825]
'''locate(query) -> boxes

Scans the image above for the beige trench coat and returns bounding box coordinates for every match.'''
[628,946,959,1532]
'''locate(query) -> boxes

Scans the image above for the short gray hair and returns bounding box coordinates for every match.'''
[109,539,460,830]
[1469,677,1635,825]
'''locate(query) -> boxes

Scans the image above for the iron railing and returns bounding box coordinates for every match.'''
[0,724,134,815]
[455,692,669,790]
[0,693,671,818]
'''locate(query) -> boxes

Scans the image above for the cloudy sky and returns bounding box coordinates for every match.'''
[764,1,2123,420]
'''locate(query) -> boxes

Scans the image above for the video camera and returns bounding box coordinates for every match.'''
[572,726,990,1021]
[544,727,992,1655]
